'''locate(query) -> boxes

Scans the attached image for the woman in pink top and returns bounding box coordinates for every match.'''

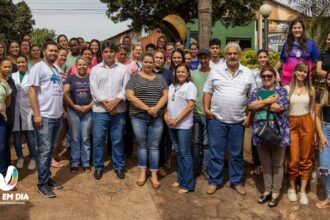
[275,19,319,85]
[90,39,102,66]
[116,44,138,74]
[67,48,94,77]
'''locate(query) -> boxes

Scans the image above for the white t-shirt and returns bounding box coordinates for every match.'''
[167,81,197,129]
[29,61,63,119]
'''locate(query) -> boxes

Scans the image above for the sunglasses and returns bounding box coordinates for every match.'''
[260,74,274,79]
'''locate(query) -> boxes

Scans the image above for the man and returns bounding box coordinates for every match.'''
[121,36,131,49]
[165,43,175,69]
[145,43,156,54]
[64,38,81,72]
[90,41,130,180]
[28,41,64,198]
[203,42,256,195]
[191,48,211,178]
[209,38,226,69]
[189,43,200,71]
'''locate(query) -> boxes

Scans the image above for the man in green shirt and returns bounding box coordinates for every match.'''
[191,48,211,179]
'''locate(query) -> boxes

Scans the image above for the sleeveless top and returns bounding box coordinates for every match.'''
[289,93,310,116]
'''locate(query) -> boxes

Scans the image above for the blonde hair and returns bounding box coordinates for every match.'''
[288,62,312,98]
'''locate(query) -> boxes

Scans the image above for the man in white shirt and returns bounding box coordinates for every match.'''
[209,38,226,69]
[90,41,130,180]
[203,42,256,196]
[28,41,64,198]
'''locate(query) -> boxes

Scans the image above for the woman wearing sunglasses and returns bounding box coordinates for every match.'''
[248,66,290,207]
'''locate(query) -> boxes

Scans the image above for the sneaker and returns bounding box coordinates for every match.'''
[287,188,297,202]
[48,179,63,189]
[27,159,36,170]
[38,185,56,198]
[300,192,308,205]
[206,184,217,195]
[16,158,24,169]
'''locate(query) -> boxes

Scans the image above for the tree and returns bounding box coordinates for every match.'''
[198,0,212,48]
[0,0,34,44]
[31,28,56,48]
[100,0,263,32]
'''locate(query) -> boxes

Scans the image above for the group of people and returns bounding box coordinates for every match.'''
[0,18,330,209]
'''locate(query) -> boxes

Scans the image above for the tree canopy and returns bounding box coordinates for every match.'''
[100,0,263,31]
[0,0,34,44]
[31,28,56,48]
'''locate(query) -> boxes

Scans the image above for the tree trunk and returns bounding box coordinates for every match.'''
[198,0,212,48]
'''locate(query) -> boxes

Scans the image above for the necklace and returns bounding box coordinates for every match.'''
[295,87,305,96]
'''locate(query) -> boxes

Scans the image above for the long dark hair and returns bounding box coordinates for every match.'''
[90,39,102,63]
[285,19,308,58]
[170,48,185,70]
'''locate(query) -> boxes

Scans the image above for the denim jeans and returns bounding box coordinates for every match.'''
[208,119,245,187]
[34,117,62,186]
[320,122,330,200]
[0,117,8,175]
[131,113,163,171]
[67,108,92,167]
[192,115,209,174]
[13,130,36,160]
[92,112,125,171]
[169,128,195,190]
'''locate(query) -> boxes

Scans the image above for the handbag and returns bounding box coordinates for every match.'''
[256,107,282,147]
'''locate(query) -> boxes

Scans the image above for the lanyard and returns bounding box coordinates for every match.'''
[172,84,182,102]
[44,61,62,84]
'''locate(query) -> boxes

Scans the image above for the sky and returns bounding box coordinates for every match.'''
[13,0,131,41]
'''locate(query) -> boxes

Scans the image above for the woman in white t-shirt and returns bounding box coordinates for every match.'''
[165,63,197,193]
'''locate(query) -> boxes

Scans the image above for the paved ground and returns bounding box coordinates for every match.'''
[1,141,330,219]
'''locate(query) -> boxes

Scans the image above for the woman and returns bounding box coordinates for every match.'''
[126,53,168,189]
[8,41,20,73]
[0,41,7,59]
[170,48,185,71]
[250,50,281,175]
[184,52,192,69]
[285,62,316,205]
[12,54,36,170]
[54,47,68,80]
[57,34,69,50]
[165,63,196,193]
[275,19,319,85]
[117,44,138,74]
[67,48,94,77]
[64,57,93,173]
[28,45,42,69]
[316,31,330,77]
[20,40,30,57]
[0,57,13,176]
[90,39,102,65]
[248,66,290,207]
[156,36,167,51]
[315,71,330,208]
[132,45,143,71]
[175,39,184,50]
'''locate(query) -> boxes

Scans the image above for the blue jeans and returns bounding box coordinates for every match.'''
[92,112,125,171]
[169,128,195,190]
[192,115,209,174]
[320,122,330,200]
[208,119,245,187]
[13,130,36,160]
[0,117,8,175]
[67,108,92,167]
[131,113,163,171]
[34,117,61,186]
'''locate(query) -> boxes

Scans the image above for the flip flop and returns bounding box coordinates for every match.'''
[316,200,330,209]
[51,160,64,168]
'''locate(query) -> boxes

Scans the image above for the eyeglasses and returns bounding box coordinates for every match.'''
[260,74,273,79]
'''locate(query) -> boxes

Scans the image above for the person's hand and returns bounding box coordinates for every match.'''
[168,119,178,127]
[108,100,118,111]
[164,114,171,125]
[318,136,327,150]
[147,107,158,117]
[109,108,117,116]
[34,115,43,129]
[265,94,279,104]
[80,105,91,113]
[101,100,112,112]
[63,110,68,118]
[205,109,215,119]
[73,105,84,113]
[243,117,251,128]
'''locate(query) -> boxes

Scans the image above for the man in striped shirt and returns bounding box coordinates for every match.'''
[203,42,256,196]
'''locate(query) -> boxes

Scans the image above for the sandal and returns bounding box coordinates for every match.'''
[136,179,147,187]
[268,197,280,208]
[51,160,64,168]
[258,194,272,204]
[178,189,190,194]
[172,182,180,187]
[316,200,330,209]
[151,180,160,189]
